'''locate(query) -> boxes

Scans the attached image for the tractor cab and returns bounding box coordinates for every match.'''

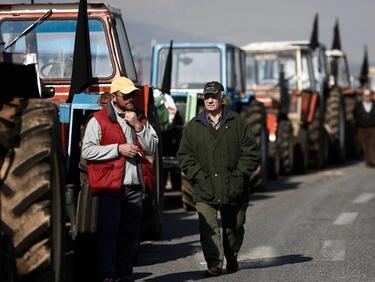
[244,41,317,121]
[325,49,351,90]
[151,43,248,123]
[0,3,139,101]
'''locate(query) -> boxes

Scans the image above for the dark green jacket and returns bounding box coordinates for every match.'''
[177,106,260,205]
[354,101,375,128]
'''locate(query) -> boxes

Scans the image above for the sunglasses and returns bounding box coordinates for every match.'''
[116,91,137,99]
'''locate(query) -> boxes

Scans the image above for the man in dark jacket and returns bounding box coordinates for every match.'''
[177,81,260,277]
[354,88,375,166]
[81,77,158,282]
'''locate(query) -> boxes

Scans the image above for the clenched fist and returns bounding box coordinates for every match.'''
[118,143,140,158]
[124,111,143,132]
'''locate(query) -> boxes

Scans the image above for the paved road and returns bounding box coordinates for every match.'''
[133,161,375,282]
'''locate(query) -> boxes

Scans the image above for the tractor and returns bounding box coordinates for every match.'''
[243,41,325,175]
[312,46,357,161]
[0,2,163,281]
[302,16,360,161]
[151,42,268,211]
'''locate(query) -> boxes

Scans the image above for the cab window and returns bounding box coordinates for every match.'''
[157,47,221,89]
[1,19,113,79]
[301,52,315,90]
[227,47,242,92]
[113,15,137,81]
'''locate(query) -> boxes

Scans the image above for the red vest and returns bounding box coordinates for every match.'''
[86,106,153,194]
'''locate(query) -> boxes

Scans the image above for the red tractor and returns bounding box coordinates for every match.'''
[243,41,325,176]
[0,3,163,281]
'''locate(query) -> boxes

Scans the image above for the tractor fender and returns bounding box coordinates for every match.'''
[301,90,319,125]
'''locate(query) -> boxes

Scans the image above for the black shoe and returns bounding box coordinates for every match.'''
[226,257,239,273]
[204,266,222,277]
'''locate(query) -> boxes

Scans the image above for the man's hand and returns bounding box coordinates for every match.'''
[124,111,144,132]
[118,143,140,158]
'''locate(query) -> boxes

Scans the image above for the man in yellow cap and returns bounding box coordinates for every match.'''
[82,76,159,282]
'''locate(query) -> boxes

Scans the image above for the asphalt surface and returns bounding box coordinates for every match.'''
[133,161,375,282]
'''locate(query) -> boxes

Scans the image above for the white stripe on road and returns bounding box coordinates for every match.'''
[320,240,345,261]
[333,212,358,225]
[353,193,375,204]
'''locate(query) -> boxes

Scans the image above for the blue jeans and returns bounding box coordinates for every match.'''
[95,185,142,279]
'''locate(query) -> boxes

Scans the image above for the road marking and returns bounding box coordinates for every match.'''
[353,193,375,204]
[333,212,358,225]
[320,240,345,261]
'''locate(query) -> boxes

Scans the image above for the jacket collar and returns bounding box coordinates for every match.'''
[195,106,234,126]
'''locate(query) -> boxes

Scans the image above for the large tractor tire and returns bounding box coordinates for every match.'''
[181,173,195,212]
[267,141,280,180]
[325,89,346,163]
[240,101,268,191]
[0,98,65,282]
[344,95,361,159]
[277,120,294,175]
[293,127,309,174]
[308,109,329,169]
[141,111,165,240]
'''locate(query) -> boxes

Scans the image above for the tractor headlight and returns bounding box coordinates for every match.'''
[269,133,276,142]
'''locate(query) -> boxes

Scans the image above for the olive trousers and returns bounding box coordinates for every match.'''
[195,201,247,268]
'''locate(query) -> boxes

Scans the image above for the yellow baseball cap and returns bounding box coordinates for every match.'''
[110,77,139,95]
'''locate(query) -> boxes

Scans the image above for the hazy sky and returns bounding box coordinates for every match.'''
[115,0,374,74]
[2,0,374,78]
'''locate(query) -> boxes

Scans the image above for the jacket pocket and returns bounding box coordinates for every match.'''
[194,173,214,202]
[88,163,118,193]
[229,173,245,201]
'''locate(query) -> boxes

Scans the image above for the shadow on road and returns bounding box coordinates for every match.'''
[263,179,302,193]
[137,212,200,267]
[138,239,200,267]
[160,213,199,240]
[249,194,274,201]
[240,254,313,269]
[132,272,153,280]
[144,270,203,281]
[141,254,313,281]
[247,179,302,203]
[164,190,183,210]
